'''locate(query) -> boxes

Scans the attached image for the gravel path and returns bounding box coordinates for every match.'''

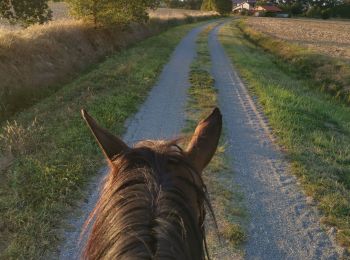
[209,23,342,260]
[58,22,209,260]
[58,20,343,260]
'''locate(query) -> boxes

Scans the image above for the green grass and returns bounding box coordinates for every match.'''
[184,23,246,258]
[237,19,350,103]
[220,20,350,250]
[0,21,212,259]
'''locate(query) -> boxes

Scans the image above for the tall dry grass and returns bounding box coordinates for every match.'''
[149,8,216,19]
[0,8,216,121]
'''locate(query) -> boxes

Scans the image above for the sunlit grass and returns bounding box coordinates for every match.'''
[0,21,210,259]
[220,20,350,251]
[238,19,350,103]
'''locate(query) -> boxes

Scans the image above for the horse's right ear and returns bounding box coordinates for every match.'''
[186,107,222,172]
[81,109,129,161]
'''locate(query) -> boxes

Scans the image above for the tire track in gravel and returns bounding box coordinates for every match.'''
[208,22,342,260]
[58,22,212,260]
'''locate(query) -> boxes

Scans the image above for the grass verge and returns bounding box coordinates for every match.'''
[184,23,246,259]
[220,20,350,252]
[0,21,211,259]
[237,19,350,104]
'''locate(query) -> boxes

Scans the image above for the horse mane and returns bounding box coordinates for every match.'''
[82,140,213,260]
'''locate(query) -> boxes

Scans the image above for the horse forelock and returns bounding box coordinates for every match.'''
[83,140,210,260]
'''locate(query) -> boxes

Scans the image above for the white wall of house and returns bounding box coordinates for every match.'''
[243,3,252,10]
[233,2,253,12]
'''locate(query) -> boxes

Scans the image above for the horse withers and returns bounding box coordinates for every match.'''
[81,107,222,260]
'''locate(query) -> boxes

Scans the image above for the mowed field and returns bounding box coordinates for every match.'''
[246,17,350,61]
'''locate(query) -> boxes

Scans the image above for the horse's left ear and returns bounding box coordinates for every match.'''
[186,107,222,172]
[81,109,129,161]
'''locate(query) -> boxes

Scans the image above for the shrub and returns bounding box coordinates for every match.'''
[215,0,233,15]
[331,3,350,18]
[305,6,322,18]
[321,8,331,19]
[305,6,332,19]
[201,0,231,15]
[290,2,304,15]
[0,0,52,26]
[240,9,249,15]
[265,11,276,17]
[201,0,217,11]
[279,2,304,16]
[165,0,202,9]
[65,0,160,27]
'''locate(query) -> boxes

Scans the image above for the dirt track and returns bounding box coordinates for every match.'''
[58,22,209,260]
[58,20,342,259]
[210,22,341,259]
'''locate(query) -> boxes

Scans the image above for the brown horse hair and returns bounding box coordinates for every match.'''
[81,139,216,260]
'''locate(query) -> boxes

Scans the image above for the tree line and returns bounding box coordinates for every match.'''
[1,0,347,26]
[0,0,161,27]
[164,0,232,14]
[256,0,350,18]
[0,0,231,27]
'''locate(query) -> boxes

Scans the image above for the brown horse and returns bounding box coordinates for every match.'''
[81,107,222,260]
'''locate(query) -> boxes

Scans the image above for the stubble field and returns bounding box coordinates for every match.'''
[246,17,350,61]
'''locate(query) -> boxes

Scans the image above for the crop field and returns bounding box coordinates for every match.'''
[246,17,350,61]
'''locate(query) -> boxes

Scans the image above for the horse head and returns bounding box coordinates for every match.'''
[81,108,222,259]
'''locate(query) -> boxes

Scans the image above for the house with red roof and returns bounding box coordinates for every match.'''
[254,5,283,16]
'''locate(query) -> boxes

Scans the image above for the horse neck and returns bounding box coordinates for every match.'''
[83,159,205,260]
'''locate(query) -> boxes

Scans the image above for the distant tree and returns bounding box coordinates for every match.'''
[309,0,338,8]
[0,0,52,26]
[215,0,232,14]
[164,0,182,8]
[255,0,268,6]
[201,0,231,14]
[201,0,217,11]
[279,0,305,15]
[187,0,203,9]
[290,1,304,14]
[277,0,347,17]
[331,0,350,18]
[305,5,322,16]
[164,0,202,9]
[65,0,160,27]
